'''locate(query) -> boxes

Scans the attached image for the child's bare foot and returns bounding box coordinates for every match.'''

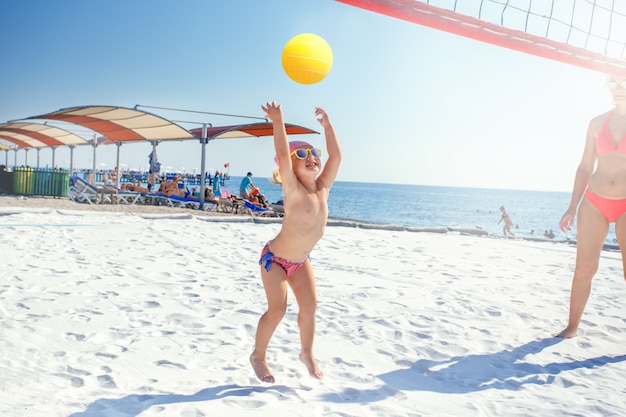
[553,327,577,338]
[300,352,323,379]
[250,352,275,383]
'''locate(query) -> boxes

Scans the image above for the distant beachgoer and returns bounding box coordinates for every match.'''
[248,193,262,206]
[213,171,222,198]
[160,176,191,198]
[239,172,255,199]
[554,74,626,339]
[498,206,515,237]
[250,102,341,383]
[147,172,160,192]
[204,186,218,204]
[121,179,149,194]
[103,172,113,185]
[147,156,161,192]
[257,193,269,208]
[544,229,555,239]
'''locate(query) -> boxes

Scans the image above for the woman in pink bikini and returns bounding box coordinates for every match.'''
[250,102,341,383]
[556,74,626,338]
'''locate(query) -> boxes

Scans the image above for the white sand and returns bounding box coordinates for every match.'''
[1,196,626,417]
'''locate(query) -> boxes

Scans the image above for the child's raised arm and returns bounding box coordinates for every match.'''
[262,101,291,173]
[315,107,342,189]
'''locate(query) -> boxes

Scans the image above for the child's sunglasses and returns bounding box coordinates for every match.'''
[291,148,322,159]
[607,79,626,90]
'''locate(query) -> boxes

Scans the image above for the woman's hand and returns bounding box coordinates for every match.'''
[559,208,576,232]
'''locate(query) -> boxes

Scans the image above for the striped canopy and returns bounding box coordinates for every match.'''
[26,106,197,142]
[0,122,89,149]
[190,122,318,140]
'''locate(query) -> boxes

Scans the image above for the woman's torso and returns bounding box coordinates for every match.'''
[589,111,626,198]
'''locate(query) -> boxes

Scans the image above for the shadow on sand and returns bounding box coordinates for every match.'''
[68,384,302,417]
[323,338,626,402]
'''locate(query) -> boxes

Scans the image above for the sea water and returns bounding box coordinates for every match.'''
[211,176,617,244]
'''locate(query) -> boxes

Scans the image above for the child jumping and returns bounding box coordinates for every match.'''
[250,101,342,383]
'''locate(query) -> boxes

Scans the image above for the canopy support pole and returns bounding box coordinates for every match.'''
[149,141,158,191]
[51,146,57,169]
[24,148,29,167]
[68,145,75,175]
[199,123,208,211]
[91,134,98,184]
[115,142,122,189]
[36,148,41,168]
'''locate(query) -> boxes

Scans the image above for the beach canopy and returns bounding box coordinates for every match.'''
[25,105,197,142]
[190,123,318,140]
[13,105,319,145]
[4,105,320,193]
[0,122,89,149]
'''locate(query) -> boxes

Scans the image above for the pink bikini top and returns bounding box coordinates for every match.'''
[597,113,626,154]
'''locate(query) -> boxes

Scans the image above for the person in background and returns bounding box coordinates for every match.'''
[160,175,186,197]
[239,172,255,199]
[204,186,219,204]
[555,74,626,338]
[102,172,113,185]
[147,171,160,192]
[257,193,269,208]
[121,178,149,194]
[498,206,515,237]
[250,102,341,383]
[213,170,222,198]
[248,192,263,208]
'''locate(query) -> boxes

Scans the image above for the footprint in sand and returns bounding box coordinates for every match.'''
[154,359,187,369]
[67,365,90,376]
[97,374,117,388]
[143,300,161,308]
[180,407,207,417]
[55,373,84,388]
[95,352,118,359]
[65,332,86,341]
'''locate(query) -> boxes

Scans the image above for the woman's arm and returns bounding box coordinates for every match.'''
[559,116,600,231]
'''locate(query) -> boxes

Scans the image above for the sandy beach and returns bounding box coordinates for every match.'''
[1,195,626,417]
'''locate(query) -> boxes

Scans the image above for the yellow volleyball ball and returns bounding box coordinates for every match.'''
[282,33,333,85]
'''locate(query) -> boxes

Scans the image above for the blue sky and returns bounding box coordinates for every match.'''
[0,0,616,191]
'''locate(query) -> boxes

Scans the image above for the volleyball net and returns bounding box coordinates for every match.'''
[337,0,626,76]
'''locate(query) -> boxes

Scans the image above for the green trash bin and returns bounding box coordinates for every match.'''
[53,169,69,197]
[12,167,25,195]
[10,167,69,197]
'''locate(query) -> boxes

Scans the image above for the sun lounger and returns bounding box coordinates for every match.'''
[160,194,217,211]
[243,200,275,217]
[217,198,235,213]
[104,185,144,205]
[269,203,285,217]
[69,176,115,204]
